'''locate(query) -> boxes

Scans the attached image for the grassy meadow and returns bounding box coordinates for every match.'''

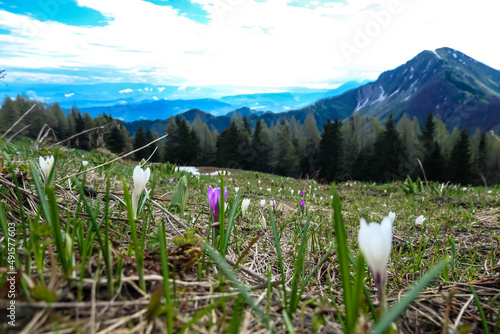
[0,138,499,333]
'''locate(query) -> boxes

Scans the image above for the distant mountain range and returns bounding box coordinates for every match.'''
[0,80,366,120]
[122,47,500,135]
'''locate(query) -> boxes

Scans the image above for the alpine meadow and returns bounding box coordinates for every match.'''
[1,1,500,333]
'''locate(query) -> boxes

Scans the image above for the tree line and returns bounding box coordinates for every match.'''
[2,95,500,185]
[156,111,500,186]
[0,96,132,154]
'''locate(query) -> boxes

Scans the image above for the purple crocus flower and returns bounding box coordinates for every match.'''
[300,191,304,197]
[169,178,175,183]
[207,186,228,221]
[300,200,305,212]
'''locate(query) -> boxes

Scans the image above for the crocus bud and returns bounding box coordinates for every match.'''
[132,166,151,218]
[358,216,393,302]
[207,186,227,221]
[241,198,250,216]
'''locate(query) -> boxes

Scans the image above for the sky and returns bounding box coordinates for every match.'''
[0,0,499,92]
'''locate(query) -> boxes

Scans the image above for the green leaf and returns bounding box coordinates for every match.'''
[169,175,189,214]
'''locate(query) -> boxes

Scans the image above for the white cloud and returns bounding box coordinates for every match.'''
[119,88,133,93]
[153,96,158,100]
[64,92,75,97]
[0,0,499,88]
[158,87,165,92]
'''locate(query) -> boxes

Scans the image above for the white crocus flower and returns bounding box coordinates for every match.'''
[241,198,250,216]
[415,215,426,226]
[358,216,393,302]
[267,188,271,192]
[132,166,151,218]
[235,187,240,193]
[39,156,54,181]
[82,161,88,168]
[260,199,266,209]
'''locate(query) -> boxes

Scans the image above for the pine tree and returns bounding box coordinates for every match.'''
[134,126,148,161]
[216,121,243,168]
[371,114,406,182]
[144,129,159,162]
[472,131,488,185]
[319,118,343,181]
[426,142,446,182]
[300,114,321,177]
[341,117,358,179]
[50,103,68,139]
[271,119,299,177]
[448,127,472,184]
[107,124,127,154]
[420,111,444,181]
[0,97,18,134]
[164,116,180,163]
[251,118,269,172]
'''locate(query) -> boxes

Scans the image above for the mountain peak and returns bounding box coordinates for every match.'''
[297,47,500,131]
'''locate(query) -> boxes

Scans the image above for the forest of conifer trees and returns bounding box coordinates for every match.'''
[3,95,500,185]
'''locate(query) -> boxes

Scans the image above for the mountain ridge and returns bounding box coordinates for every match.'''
[122,47,500,135]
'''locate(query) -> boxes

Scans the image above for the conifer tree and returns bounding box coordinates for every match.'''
[300,114,321,177]
[216,121,243,168]
[420,111,444,181]
[144,129,160,162]
[371,114,405,182]
[342,117,358,179]
[51,103,68,139]
[475,132,487,182]
[251,118,270,172]
[319,118,343,181]
[0,97,18,133]
[271,119,299,177]
[134,126,148,161]
[107,124,127,154]
[164,116,180,163]
[448,127,472,184]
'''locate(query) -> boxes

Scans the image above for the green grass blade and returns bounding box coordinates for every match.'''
[331,188,354,332]
[159,218,174,333]
[349,253,365,331]
[228,294,246,334]
[289,215,311,316]
[269,207,287,311]
[298,241,334,297]
[282,309,296,334]
[122,177,145,291]
[469,284,490,334]
[371,258,449,334]
[203,241,269,329]
[223,188,242,255]
[179,296,231,334]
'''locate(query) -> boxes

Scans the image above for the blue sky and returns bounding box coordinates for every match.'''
[0,0,499,93]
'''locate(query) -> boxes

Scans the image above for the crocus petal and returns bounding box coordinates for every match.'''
[242,198,250,215]
[388,212,396,222]
[415,215,426,225]
[358,217,393,281]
